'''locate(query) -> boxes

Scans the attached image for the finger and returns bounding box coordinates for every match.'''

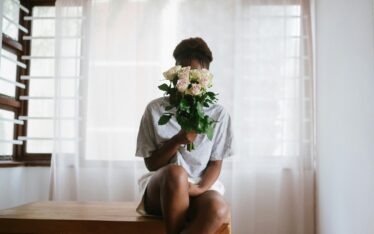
[189,130,196,135]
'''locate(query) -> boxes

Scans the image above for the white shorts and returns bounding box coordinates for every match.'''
[136,170,225,216]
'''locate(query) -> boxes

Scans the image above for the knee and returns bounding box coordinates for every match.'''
[206,199,230,224]
[162,164,188,190]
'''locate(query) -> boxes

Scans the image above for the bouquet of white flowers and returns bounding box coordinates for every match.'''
[158,65,218,151]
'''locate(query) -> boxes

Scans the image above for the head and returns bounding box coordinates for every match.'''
[173,37,213,70]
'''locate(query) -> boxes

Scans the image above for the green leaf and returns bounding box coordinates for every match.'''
[207,124,214,140]
[179,98,190,112]
[180,98,188,108]
[158,84,169,92]
[206,92,215,98]
[197,121,204,132]
[158,114,172,125]
[196,102,204,117]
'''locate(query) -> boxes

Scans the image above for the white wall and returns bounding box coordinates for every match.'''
[315,0,374,234]
[0,167,50,210]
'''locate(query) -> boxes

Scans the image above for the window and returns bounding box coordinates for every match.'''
[21,3,83,160]
[0,0,57,165]
[0,0,28,161]
[234,3,313,161]
[23,6,56,154]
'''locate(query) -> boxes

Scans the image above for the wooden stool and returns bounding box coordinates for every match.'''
[0,201,231,234]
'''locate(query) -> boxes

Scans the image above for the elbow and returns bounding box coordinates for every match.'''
[144,158,158,172]
[208,160,223,170]
[146,164,157,172]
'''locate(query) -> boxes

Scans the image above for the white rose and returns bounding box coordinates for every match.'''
[176,78,190,93]
[189,69,201,82]
[199,69,213,88]
[199,75,210,88]
[187,83,202,96]
[163,65,182,80]
[177,66,191,81]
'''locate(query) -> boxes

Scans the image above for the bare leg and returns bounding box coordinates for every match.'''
[182,191,229,234]
[144,164,190,234]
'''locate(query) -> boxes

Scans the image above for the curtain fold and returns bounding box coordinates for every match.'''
[49,0,315,233]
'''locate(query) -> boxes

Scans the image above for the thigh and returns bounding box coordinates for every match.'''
[187,190,229,221]
[144,164,189,215]
[143,167,165,216]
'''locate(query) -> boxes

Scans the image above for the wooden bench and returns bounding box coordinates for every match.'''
[0,201,231,234]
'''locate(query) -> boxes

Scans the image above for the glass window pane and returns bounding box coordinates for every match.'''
[0,49,18,97]
[32,6,55,17]
[26,119,53,153]
[28,120,53,138]
[26,6,81,154]
[29,60,55,76]
[0,110,15,155]
[26,99,54,153]
[31,39,55,57]
[27,139,53,153]
[29,79,54,97]
[27,99,54,117]
[26,7,56,153]
[2,0,20,39]
[30,7,55,37]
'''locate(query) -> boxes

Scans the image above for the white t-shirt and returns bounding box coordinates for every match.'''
[135,96,234,178]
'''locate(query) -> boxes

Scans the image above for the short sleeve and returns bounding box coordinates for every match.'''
[135,105,157,158]
[210,108,234,161]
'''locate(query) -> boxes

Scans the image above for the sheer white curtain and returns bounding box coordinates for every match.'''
[49,0,315,233]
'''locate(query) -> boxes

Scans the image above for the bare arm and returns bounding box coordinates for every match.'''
[189,160,223,196]
[144,131,197,171]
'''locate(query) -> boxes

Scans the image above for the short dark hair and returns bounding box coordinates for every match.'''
[173,37,213,69]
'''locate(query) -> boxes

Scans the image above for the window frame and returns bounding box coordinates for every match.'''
[0,1,26,161]
[0,0,56,167]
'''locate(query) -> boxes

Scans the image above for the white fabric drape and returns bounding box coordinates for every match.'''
[49,0,315,233]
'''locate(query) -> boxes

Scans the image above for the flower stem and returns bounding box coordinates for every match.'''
[187,143,195,152]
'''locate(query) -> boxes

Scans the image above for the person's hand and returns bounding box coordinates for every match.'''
[175,130,197,145]
[188,182,206,197]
